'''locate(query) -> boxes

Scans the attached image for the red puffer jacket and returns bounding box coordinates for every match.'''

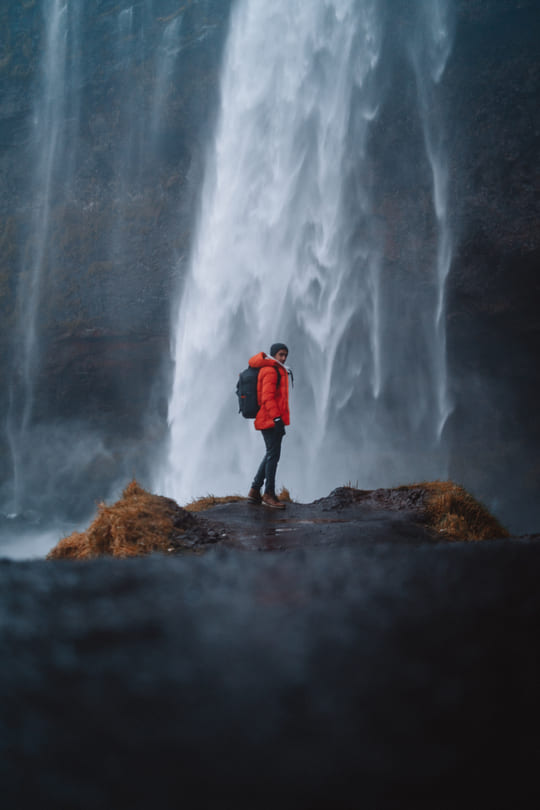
[248,352,290,430]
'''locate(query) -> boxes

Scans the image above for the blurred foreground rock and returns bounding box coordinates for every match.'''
[1,536,540,809]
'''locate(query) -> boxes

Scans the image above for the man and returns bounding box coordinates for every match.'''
[247,343,291,509]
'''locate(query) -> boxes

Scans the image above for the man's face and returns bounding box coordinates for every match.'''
[274,349,288,364]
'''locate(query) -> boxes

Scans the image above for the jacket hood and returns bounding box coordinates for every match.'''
[248,352,279,369]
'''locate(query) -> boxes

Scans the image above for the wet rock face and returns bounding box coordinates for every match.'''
[443,0,540,531]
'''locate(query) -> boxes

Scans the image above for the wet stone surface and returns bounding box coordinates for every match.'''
[191,486,439,552]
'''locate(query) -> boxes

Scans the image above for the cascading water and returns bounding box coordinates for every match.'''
[409,0,455,439]
[150,16,184,140]
[161,0,455,505]
[1,1,190,525]
[6,0,81,517]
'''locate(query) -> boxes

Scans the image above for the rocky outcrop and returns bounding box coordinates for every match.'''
[47,480,223,559]
[47,480,509,559]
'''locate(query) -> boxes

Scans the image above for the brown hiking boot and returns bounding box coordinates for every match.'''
[262,493,286,509]
[247,487,262,504]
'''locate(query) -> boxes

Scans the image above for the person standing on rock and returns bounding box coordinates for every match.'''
[247,343,291,509]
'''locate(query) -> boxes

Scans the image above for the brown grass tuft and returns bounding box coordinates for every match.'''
[419,480,509,541]
[184,494,245,512]
[278,486,292,503]
[47,480,190,559]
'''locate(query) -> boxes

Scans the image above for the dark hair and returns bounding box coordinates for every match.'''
[270,343,288,357]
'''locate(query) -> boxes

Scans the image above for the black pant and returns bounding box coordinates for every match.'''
[252,425,285,495]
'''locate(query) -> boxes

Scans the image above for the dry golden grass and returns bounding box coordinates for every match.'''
[414,480,509,541]
[47,480,189,559]
[184,494,245,512]
[184,485,292,511]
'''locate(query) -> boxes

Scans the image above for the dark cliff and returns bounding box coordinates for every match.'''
[445,0,540,530]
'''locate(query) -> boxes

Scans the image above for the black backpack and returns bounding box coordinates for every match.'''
[236,365,280,419]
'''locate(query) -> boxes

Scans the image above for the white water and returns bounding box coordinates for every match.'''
[6,0,78,515]
[150,15,184,139]
[160,0,455,505]
[409,0,455,438]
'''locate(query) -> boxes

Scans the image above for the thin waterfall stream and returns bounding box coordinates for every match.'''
[6,0,77,516]
[160,0,455,505]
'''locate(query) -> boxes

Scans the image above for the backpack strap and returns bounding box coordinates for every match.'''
[272,356,293,388]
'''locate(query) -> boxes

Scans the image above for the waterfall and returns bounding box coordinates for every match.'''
[6,0,81,516]
[409,0,455,439]
[161,0,455,505]
[150,15,184,140]
[2,1,188,522]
